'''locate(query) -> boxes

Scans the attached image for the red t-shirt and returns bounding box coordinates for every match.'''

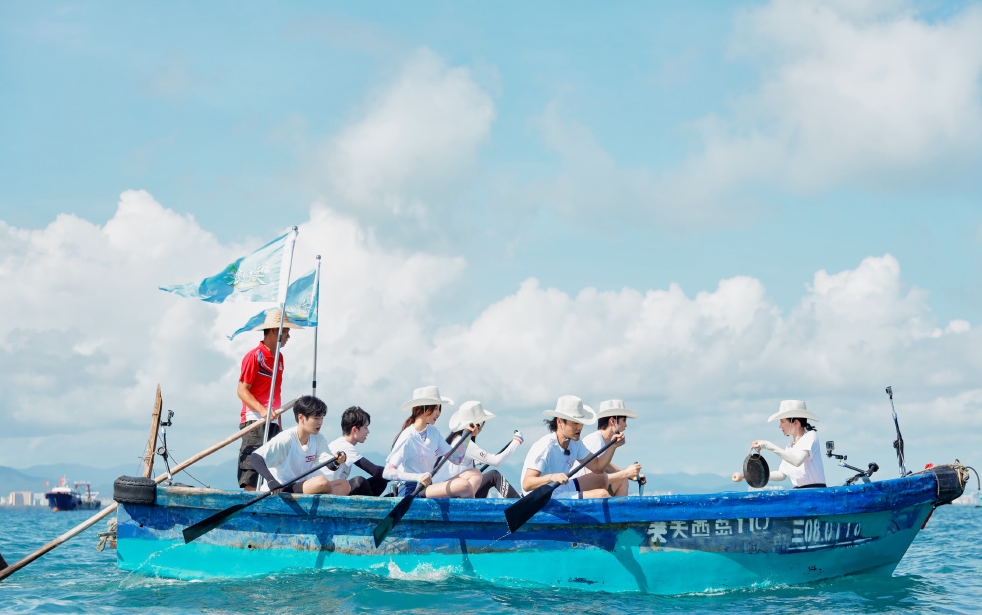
[239,342,284,424]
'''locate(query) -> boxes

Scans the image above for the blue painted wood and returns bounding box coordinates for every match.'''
[115,471,947,594]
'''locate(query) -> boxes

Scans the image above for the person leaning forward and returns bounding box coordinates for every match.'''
[236,308,301,491]
[249,395,350,495]
[520,395,623,499]
[576,399,643,496]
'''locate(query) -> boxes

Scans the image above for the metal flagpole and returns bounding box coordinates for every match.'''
[257,227,298,492]
[311,255,321,398]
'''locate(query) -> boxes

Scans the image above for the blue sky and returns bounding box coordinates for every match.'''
[1,1,981,480]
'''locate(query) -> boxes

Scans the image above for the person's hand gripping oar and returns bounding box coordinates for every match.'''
[372,424,475,548]
[504,431,622,534]
[630,461,647,496]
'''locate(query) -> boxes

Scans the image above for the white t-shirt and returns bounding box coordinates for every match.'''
[324,436,364,481]
[581,431,606,454]
[521,432,590,495]
[572,430,611,478]
[781,430,826,487]
[385,425,451,476]
[433,438,521,483]
[254,426,335,493]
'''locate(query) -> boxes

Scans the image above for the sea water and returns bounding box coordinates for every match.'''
[1,505,979,614]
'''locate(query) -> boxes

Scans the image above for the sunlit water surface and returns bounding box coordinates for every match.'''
[1,505,979,614]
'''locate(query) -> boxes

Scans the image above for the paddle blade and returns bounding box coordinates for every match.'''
[183,502,249,544]
[373,494,416,547]
[0,550,7,571]
[504,483,558,533]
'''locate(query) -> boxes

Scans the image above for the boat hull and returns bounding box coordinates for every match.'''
[115,469,959,594]
[45,492,101,511]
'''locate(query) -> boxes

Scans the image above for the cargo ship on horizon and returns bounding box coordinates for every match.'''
[45,478,100,511]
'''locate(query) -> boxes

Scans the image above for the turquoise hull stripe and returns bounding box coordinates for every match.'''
[118,509,926,594]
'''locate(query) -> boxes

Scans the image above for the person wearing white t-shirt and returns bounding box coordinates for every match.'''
[383,385,480,498]
[521,395,623,499]
[433,401,524,498]
[324,406,389,496]
[577,400,643,496]
[249,396,351,495]
[732,399,827,489]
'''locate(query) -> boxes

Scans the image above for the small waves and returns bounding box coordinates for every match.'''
[1,505,979,614]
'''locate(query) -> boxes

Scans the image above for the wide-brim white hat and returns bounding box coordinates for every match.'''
[543,395,596,425]
[251,308,302,331]
[400,385,455,412]
[595,399,638,420]
[767,399,819,423]
[449,400,496,432]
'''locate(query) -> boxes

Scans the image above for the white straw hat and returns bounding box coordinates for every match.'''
[400,385,455,412]
[251,308,302,331]
[449,401,496,432]
[543,395,597,425]
[767,400,819,423]
[595,399,638,420]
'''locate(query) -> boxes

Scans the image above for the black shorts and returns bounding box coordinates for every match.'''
[238,420,281,489]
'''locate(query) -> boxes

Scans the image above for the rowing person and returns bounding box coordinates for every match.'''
[731,399,827,489]
[249,395,351,494]
[433,401,524,498]
[576,399,643,496]
[383,386,481,498]
[520,395,621,499]
[324,406,389,496]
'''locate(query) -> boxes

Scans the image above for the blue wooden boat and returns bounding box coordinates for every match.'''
[114,464,968,594]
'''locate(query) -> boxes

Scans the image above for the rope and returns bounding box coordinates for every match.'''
[96,517,117,552]
[156,446,210,488]
[962,464,980,491]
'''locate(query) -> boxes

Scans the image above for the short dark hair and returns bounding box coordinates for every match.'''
[598,415,626,430]
[544,417,558,432]
[341,406,371,435]
[294,395,327,422]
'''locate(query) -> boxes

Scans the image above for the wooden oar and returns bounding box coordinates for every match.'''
[0,398,299,582]
[477,431,519,472]
[183,452,341,543]
[373,428,473,548]
[504,433,620,534]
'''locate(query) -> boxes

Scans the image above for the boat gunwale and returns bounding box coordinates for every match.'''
[143,471,943,525]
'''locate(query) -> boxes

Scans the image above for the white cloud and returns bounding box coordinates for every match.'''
[1,197,976,477]
[0,192,466,467]
[529,1,982,228]
[724,0,982,189]
[317,47,496,223]
[430,254,980,407]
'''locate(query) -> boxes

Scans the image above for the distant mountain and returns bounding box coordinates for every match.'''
[0,466,48,494]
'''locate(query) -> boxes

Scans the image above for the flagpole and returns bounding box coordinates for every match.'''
[257,227,298,493]
[311,255,321,398]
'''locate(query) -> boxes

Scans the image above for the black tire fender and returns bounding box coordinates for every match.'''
[113,476,157,505]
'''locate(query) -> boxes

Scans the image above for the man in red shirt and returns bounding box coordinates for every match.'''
[237,309,301,491]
